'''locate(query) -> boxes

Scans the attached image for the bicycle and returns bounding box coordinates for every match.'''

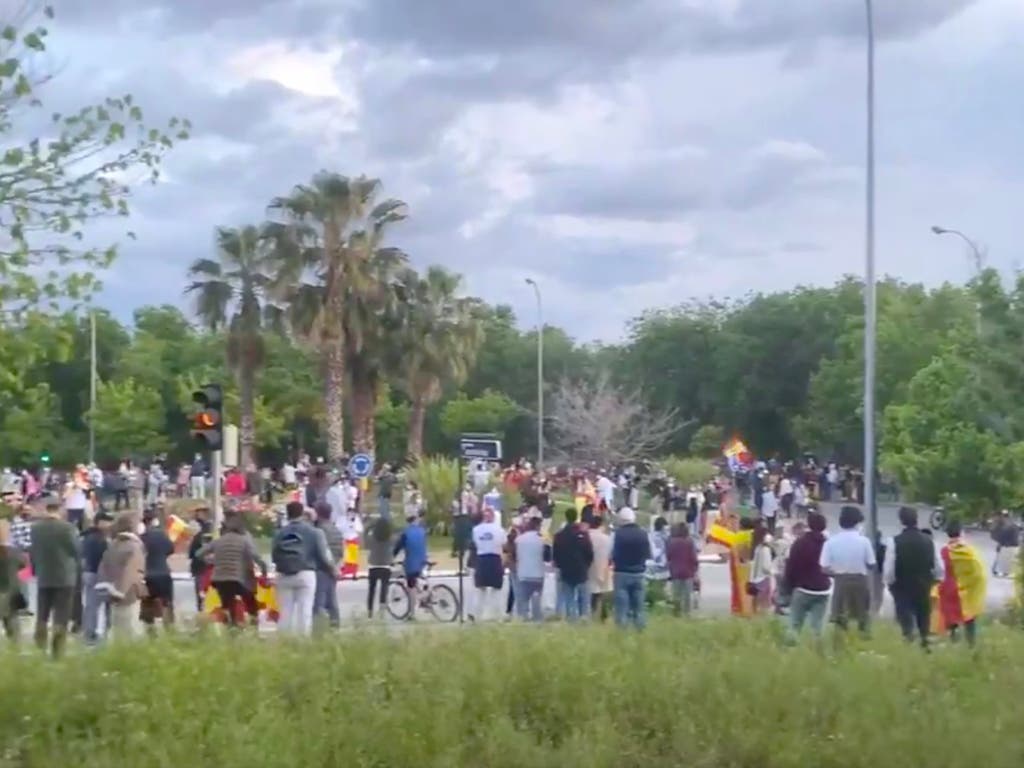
[385,560,460,623]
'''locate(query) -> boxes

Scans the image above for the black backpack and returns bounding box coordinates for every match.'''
[273,527,307,576]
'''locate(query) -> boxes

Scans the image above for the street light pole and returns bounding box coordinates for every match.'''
[525,278,544,468]
[931,225,984,338]
[89,310,97,465]
[863,0,878,544]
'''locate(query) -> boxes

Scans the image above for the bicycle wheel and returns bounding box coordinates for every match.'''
[426,584,460,623]
[385,584,412,621]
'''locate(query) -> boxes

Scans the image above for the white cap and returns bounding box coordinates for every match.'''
[618,507,636,524]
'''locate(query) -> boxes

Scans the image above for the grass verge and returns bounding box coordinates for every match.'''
[1,620,1022,767]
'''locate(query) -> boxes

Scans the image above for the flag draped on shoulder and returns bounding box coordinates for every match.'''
[938,539,986,627]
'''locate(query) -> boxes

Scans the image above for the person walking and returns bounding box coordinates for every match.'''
[139,508,175,635]
[272,501,334,636]
[552,507,594,622]
[820,505,875,638]
[471,508,506,622]
[29,501,80,657]
[884,506,943,650]
[365,516,394,619]
[515,515,547,622]
[784,512,831,643]
[587,514,613,621]
[312,501,343,628]
[196,513,267,628]
[80,510,112,644]
[96,512,147,642]
[666,523,699,616]
[610,507,651,630]
[937,520,987,647]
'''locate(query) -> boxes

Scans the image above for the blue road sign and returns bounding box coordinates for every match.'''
[348,453,375,479]
[459,437,502,461]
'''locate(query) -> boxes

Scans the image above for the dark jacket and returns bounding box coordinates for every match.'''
[188,520,213,576]
[553,523,594,586]
[784,532,830,592]
[314,520,345,570]
[893,528,936,595]
[30,517,79,588]
[611,523,650,574]
[141,527,174,578]
[666,535,699,581]
[81,527,109,575]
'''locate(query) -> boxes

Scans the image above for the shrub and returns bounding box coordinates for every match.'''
[688,424,725,457]
[659,455,716,488]
[407,455,460,528]
[1,621,1023,767]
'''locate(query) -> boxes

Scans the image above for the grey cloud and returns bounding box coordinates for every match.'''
[722,142,856,210]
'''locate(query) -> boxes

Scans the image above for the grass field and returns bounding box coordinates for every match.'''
[1,619,1022,767]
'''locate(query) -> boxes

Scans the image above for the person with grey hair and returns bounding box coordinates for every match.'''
[610,507,651,629]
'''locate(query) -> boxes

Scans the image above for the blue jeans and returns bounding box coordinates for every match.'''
[81,572,110,643]
[517,579,544,621]
[558,580,590,622]
[313,571,339,627]
[788,590,829,640]
[378,496,391,521]
[613,571,646,630]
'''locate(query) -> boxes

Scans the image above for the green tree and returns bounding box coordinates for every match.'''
[86,378,169,462]
[270,172,407,461]
[186,225,283,467]
[688,425,725,458]
[400,267,484,460]
[0,382,63,466]
[0,4,188,317]
[440,390,520,440]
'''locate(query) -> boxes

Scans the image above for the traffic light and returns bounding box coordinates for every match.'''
[190,383,223,450]
[40,452,50,465]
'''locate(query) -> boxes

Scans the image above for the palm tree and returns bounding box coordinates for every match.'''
[401,266,485,460]
[269,172,407,462]
[185,225,282,468]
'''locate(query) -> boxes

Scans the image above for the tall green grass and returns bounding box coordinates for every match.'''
[1,620,1022,767]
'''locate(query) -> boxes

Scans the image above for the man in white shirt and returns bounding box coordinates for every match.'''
[819,505,876,636]
[595,473,615,510]
[472,509,507,622]
[778,476,794,518]
[325,477,349,530]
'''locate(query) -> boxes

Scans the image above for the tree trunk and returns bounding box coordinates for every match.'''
[350,367,378,458]
[238,364,256,470]
[323,336,346,462]
[407,395,427,462]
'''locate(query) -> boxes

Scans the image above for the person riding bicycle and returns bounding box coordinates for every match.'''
[393,513,428,617]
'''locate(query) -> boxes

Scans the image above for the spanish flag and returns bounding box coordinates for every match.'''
[706,523,736,549]
[166,514,188,544]
[937,539,986,629]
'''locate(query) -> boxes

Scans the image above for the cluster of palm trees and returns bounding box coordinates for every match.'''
[186,171,484,468]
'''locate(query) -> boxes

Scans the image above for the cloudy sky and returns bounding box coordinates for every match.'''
[37,0,1024,341]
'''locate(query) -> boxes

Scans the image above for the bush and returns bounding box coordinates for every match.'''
[2,621,1024,767]
[408,455,460,528]
[688,424,725,457]
[659,455,716,488]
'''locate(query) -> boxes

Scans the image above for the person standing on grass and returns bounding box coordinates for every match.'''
[365,516,393,619]
[471,508,506,622]
[80,510,113,644]
[587,514,613,621]
[820,505,875,638]
[30,501,80,657]
[313,501,343,627]
[884,506,943,650]
[784,512,831,643]
[140,508,175,635]
[610,507,651,630]
[392,513,428,620]
[553,507,594,622]
[375,464,397,521]
[96,512,147,642]
[666,523,699,616]
[992,510,1020,578]
[515,514,547,622]
[196,513,267,628]
[272,501,334,636]
[0,520,25,644]
[937,520,986,647]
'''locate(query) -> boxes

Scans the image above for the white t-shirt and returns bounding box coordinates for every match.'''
[778,478,793,496]
[596,475,615,504]
[472,521,507,556]
[282,464,296,485]
[65,487,87,510]
[819,529,876,575]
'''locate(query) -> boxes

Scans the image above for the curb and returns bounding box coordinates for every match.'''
[169,554,726,583]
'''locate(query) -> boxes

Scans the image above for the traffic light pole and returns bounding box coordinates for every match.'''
[211,449,223,535]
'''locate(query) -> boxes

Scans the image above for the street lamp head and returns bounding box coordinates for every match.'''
[931,225,947,235]
[525,277,536,286]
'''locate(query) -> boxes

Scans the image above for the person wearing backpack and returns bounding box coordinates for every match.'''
[272,501,334,635]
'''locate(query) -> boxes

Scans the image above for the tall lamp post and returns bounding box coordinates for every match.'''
[932,225,984,337]
[863,0,878,544]
[525,278,544,468]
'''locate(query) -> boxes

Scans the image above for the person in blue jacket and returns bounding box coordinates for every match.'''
[393,513,428,618]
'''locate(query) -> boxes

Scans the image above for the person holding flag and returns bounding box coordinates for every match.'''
[936,520,987,647]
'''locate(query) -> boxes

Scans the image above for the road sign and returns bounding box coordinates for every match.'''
[348,453,375,479]
[459,437,502,461]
